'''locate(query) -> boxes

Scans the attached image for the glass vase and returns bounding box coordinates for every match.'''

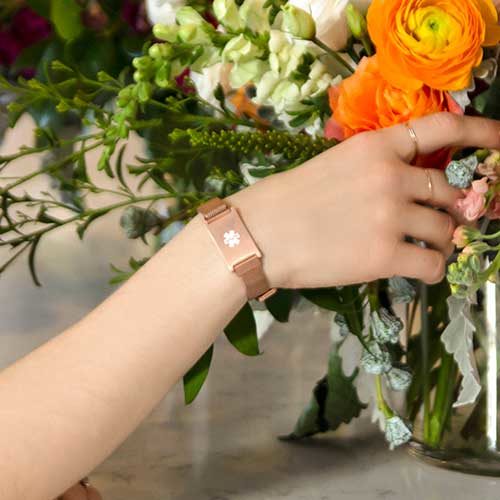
[408,279,500,476]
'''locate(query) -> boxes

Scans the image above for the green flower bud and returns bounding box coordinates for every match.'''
[153,24,179,43]
[120,206,162,239]
[135,81,153,103]
[384,416,412,449]
[176,6,205,26]
[361,341,392,375]
[346,3,367,40]
[132,56,152,70]
[445,155,478,188]
[178,24,210,44]
[149,43,172,60]
[386,367,412,392]
[463,241,490,256]
[371,308,403,345]
[155,62,172,88]
[281,4,316,40]
[469,254,481,273]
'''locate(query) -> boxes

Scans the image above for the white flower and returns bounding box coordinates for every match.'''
[239,0,271,32]
[223,230,241,248]
[213,0,244,31]
[222,34,263,63]
[146,0,186,26]
[190,63,225,109]
[230,60,267,88]
[288,0,372,50]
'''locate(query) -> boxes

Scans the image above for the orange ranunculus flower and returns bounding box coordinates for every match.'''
[325,56,462,140]
[367,0,500,91]
[325,56,462,167]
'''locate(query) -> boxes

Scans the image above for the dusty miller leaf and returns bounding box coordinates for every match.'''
[441,296,481,407]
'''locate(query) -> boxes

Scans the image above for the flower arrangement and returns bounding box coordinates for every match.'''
[3,0,500,454]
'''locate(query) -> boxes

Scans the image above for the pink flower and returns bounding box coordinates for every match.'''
[456,178,489,221]
[478,150,500,181]
[455,177,489,221]
[488,195,500,220]
[452,226,469,248]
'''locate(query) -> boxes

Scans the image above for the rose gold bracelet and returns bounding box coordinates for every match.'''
[198,198,277,302]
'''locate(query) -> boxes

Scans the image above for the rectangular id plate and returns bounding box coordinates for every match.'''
[204,207,262,271]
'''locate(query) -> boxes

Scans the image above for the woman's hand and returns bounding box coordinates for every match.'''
[230,113,500,289]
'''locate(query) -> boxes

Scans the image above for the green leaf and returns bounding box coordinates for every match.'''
[224,303,260,356]
[324,350,367,429]
[26,0,51,17]
[265,289,294,323]
[302,286,364,336]
[51,0,84,41]
[302,287,351,312]
[280,383,324,440]
[282,345,366,440]
[183,346,214,404]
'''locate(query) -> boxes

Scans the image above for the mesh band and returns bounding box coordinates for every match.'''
[198,198,276,302]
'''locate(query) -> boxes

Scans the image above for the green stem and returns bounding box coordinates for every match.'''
[0,193,175,248]
[312,37,356,74]
[420,282,432,444]
[361,37,374,57]
[376,375,394,419]
[427,350,456,448]
[0,133,103,167]
[0,140,104,195]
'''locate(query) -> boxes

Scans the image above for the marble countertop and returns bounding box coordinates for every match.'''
[1,120,500,500]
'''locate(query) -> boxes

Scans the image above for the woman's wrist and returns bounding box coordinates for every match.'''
[227,184,290,290]
[181,213,249,303]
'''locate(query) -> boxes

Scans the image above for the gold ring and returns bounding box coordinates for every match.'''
[405,122,419,160]
[424,168,434,202]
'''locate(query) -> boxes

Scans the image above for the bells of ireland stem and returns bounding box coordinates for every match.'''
[371,308,403,345]
[385,416,412,449]
[281,4,316,40]
[445,154,478,189]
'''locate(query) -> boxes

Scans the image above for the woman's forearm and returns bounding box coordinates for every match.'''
[0,215,247,500]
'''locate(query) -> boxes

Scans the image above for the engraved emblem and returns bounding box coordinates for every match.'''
[223,230,241,248]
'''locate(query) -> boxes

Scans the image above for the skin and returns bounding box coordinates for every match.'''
[1,113,500,500]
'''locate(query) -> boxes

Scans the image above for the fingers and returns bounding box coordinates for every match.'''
[390,242,446,285]
[404,166,463,210]
[402,204,456,255]
[384,113,500,161]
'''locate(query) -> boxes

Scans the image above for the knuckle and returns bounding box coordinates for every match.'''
[348,131,378,155]
[445,214,456,240]
[373,199,398,230]
[432,112,462,139]
[426,251,446,284]
[373,238,399,275]
[372,162,401,194]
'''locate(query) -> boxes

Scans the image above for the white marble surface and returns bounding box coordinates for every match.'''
[2,121,500,499]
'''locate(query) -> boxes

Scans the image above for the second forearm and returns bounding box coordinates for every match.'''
[0,215,247,500]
